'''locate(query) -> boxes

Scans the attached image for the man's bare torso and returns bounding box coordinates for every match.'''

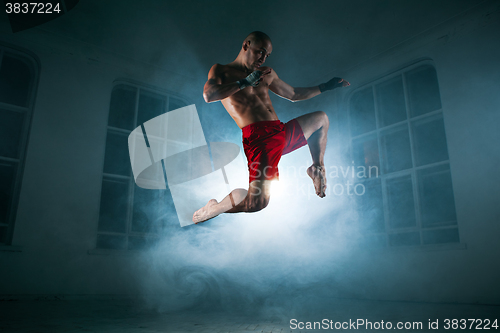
[215,64,278,128]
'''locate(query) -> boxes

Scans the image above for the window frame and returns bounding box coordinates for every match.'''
[95,80,191,251]
[347,60,459,248]
[0,44,39,246]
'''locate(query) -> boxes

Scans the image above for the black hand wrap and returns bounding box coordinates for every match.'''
[237,70,263,89]
[319,77,345,93]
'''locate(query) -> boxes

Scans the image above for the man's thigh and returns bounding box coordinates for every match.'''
[294,111,327,140]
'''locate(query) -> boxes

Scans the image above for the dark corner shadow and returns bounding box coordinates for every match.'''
[5,0,79,33]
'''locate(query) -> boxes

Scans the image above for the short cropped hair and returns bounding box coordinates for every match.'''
[245,31,272,44]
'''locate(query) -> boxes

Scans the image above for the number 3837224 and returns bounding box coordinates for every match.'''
[6,2,62,14]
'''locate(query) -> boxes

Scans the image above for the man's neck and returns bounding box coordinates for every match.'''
[230,58,252,74]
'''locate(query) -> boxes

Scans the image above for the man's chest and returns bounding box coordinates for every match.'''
[221,67,272,87]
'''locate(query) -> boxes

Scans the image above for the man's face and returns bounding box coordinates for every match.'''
[246,39,272,70]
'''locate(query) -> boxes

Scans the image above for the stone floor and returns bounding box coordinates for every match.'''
[0,298,498,332]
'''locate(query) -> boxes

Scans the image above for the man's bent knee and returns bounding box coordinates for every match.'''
[318,111,329,125]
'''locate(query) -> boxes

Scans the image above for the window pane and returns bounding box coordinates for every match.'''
[376,75,407,127]
[422,228,459,245]
[355,179,385,233]
[128,236,158,250]
[349,87,376,136]
[361,234,387,248]
[137,90,166,125]
[0,109,25,158]
[418,164,457,227]
[132,186,167,233]
[0,226,8,244]
[168,97,187,111]
[161,188,179,228]
[96,234,127,250]
[352,135,380,176]
[389,232,420,246]
[386,175,416,229]
[108,85,137,130]
[0,162,16,225]
[412,115,449,166]
[98,178,129,233]
[103,130,131,176]
[0,54,32,107]
[380,124,412,174]
[407,65,441,117]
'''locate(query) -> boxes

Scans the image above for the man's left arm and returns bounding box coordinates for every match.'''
[270,70,350,102]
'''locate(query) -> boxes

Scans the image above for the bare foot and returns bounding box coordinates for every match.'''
[307,165,327,198]
[192,199,219,224]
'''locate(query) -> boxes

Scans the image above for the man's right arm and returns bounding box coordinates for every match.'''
[203,64,240,103]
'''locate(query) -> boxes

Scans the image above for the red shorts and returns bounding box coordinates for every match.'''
[242,119,308,183]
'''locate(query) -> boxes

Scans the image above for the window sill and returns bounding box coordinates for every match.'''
[0,245,22,252]
[368,242,467,253]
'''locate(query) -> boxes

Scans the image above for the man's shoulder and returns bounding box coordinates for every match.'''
[211,63,231,70]
[209,63,233,76]
[210,64,274,73]
[258,66,276,80]
[211,63,224,69]
[258,66,274,75]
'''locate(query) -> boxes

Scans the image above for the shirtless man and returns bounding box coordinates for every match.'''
[193,31,349,223]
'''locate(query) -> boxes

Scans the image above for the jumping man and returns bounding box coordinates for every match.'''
[193,31,350,223]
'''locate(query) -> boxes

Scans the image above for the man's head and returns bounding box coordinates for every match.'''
[241,31,272,71]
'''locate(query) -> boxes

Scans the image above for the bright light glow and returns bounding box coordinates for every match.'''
[270,179,284,196]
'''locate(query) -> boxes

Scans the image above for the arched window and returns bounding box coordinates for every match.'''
[349,62,458,247]
[96,82,188,250]
[0,46,38,245]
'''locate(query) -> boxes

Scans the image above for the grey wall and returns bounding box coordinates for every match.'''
[0,0,498,311]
